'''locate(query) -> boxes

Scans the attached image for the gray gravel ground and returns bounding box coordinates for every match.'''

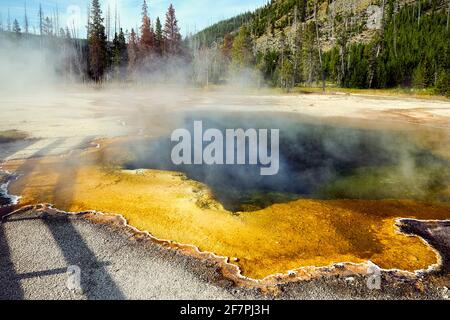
[0,211,245,300]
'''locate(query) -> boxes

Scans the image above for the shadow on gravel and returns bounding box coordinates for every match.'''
[0,223,23,299]
[40,136,125,299]
[43,216,125,299]
[1,136,124,300]
[16,267,69,279]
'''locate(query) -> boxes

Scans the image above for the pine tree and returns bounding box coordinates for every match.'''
[38,4,43,35]
[112,28,128,79]
[436,31,450,96]
[231,25,254,69]
[155,17,163,55]
[140,0,154,57]
[88,0,108,82]
[65,26,71,39]
[128,28,139,75]
[221,33,234,63]
[13,19,21,34]
[42,17,53,35]
[59,28,65,38]
[163,4,182,55]
[257,50,279,85]
[280,58,294,90]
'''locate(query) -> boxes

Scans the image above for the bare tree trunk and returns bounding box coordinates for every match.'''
[331,0,335,38]
[447,0,450,32]
[86,4,90,38]
[308,49,313,84]
[281,40,285,88]
[114,2,118,35]
[314,2,322,67]
[56,5,60,36]
[339,46,345,86]
[24,3,29,34]
[393,0,397,57]
[368,47,381,88]
[418,0,421,28]
[314,1,325,92]
[339,16,348,87]
[37,5,42,35]
[294,4,298,27]
[106,5,111,41]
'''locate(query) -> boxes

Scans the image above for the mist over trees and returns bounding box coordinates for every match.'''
[0,0,186,83]
[1,0,449,95]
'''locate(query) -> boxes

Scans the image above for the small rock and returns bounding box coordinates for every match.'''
[442,287,449,300]
[288,270,297,277]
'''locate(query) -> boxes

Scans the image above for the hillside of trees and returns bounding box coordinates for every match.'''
[324,2,450,96]
[191,0,450,96]
[191,0,310,46]
[192,12,254,47]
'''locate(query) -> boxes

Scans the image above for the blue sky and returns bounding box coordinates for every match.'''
[0,0,267,37]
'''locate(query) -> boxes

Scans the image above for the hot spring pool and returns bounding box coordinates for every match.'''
[5,111,450,279]
[121,111,450,211]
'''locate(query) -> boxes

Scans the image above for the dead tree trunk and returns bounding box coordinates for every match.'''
[447,0,450,32]
[418,0,421,28]
[314,1,325,92]
[393,0,397,57]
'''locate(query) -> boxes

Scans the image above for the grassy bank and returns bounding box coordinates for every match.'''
[287,86,450,101]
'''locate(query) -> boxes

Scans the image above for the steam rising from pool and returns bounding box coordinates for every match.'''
[121,112,450,212]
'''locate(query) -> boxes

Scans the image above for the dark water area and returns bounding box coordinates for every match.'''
[0,172,19,209]
[398,219,450,274]
[0,182,12,207]
[123,112,450,211]
[0,196,11,207]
